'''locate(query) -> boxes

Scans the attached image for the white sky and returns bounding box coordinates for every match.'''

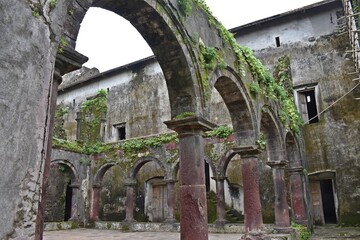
[76,0,324,72]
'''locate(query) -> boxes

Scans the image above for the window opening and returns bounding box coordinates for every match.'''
[114,123,126,140]
[275,36,281,47]
[118,126,126,140]
[297,88,319,124]
[304,90,319,123]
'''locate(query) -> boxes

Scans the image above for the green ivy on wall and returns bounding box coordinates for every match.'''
[79,89,107,145]
[179,0,303,134]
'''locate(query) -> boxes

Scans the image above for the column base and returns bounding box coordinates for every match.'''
[274,226,294,234]
[214,219,228,227]
[241,231,270,240]
[164,218,177,223]
[123,218,136,223]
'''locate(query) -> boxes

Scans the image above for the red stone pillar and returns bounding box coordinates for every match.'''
[213,176,228,227]
[90,185,101,221]
[165,116,216,240]
[124,180,136,222]
[69,184,80,221]
[239,146,264,235]
[288,167,307,225]
[268,161,291,232]
[165,179,177,223]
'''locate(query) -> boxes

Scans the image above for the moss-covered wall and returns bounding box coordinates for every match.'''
[237,14,360,224]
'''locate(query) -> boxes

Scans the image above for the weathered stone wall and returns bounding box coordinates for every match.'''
[234,0,360,224]
[0,0,68,238]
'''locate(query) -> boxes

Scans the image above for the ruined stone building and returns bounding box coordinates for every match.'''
[0,0,359,239]
[47,0,360,230]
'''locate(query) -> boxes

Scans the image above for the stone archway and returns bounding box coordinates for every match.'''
[260,108,291,231]
[285,132,308,225]
[46,160,80,222]
[1,1,301,239]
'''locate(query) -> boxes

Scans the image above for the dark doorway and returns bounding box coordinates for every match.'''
[304,90,319,123]
[205,161,210,192]
[320,179,337,224]
[64,182,73,221]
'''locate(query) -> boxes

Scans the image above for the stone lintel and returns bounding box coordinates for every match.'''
[164,116,216,134]
[55,45,88,76]
[69,184,80,188]
[92,184,101,189]
[288,167,304,174]
[236,145,261,158]
[267,160,288,168]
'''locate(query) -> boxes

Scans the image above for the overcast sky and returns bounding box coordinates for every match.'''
[76,0,324,72]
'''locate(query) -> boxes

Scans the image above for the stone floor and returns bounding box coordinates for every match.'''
[43,226,360,240]
[43,229,242,240]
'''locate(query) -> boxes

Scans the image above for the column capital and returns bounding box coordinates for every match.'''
[124,179,137,186]
[164,179,177,184]
[55,45,88,76]
[211,176,227,181]
[235,145,262,158]
[288,167,304,174]
[164,116,216,135]
[267,160,288,168]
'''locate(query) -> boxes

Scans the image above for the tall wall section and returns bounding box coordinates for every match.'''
[233,0,360,225]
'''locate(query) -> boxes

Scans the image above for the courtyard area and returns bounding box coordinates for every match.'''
[43,226,360,240]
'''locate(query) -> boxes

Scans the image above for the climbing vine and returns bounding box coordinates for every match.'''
[180,0,303,134]
[79,89,107,145]
[205,125,233,138]
[173,111,195,120]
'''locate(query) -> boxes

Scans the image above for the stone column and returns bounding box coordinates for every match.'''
[35,70,62,240]
[213,176,228,227]
[268,161,291,232]
[124,179,137,222]
[288,167,307,225]
[165,179,177,223]
[165,116,216,240]
[238,146,264,235]
[69,183,80,221]
[90,184,101,221]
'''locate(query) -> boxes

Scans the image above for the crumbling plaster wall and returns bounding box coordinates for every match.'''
[0,0,69,238]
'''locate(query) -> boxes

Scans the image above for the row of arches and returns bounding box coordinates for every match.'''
[48,127,308,227]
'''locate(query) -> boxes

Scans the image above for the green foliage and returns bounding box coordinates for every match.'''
[178,0,192,16]
[291,223,312,240]
[256,133,266,150]
[249,82,261,96]
[57,36,69,54]
[79,157,91,166]
[174,112,195,120]
[32,10,40,18]
[206,125,233,138]
[190,0,303,134]
[79,89,108,145]
[120,134,178,159]
[54,106,68,139]
[58,165,66,172]
[49,0,57,10]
